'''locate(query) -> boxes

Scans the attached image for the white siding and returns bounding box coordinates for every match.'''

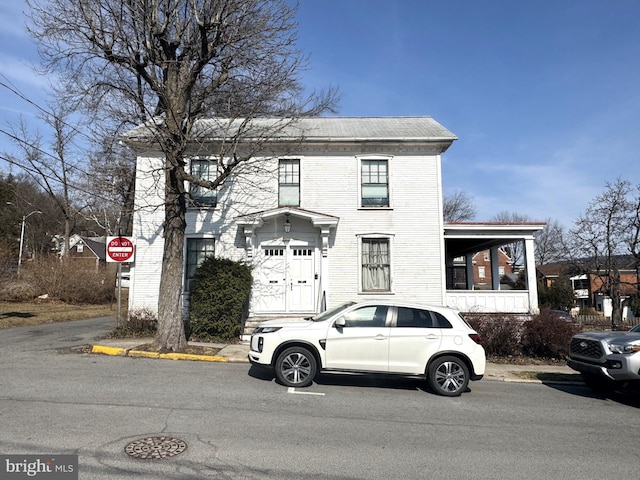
[130,139,447,315]
[129,153,166,313]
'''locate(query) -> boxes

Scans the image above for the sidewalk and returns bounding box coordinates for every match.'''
[89,338,580,384]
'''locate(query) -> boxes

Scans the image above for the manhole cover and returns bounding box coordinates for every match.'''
[125,436,187,459]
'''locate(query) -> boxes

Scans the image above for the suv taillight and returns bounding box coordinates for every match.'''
[469,333,482,345]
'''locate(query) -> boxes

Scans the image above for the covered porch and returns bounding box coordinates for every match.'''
[444,222,546,314]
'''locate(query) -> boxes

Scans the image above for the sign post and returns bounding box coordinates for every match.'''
[106,236,135,325]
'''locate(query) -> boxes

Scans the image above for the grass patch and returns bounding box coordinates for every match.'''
[0,301,121,328]
[511,371,583,383]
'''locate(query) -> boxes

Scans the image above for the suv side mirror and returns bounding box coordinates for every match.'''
[334,317,346,328]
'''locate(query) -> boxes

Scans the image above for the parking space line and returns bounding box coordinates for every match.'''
[287,387,326,396]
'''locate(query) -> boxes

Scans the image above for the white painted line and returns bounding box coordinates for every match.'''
[287,387,325,396]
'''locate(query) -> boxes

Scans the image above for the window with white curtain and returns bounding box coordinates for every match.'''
[361,238,390,292]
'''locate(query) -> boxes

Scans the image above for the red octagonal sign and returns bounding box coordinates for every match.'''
[106,236,135,263]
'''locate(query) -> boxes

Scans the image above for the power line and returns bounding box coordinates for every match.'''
[0,152,124,205]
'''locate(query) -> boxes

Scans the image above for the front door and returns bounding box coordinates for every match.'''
[289,247,314,311]
[254,244,316,313]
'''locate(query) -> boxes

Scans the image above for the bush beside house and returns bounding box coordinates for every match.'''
[188,257,252,342]
[465,308,580,361]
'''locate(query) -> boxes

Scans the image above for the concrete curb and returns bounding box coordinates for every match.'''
[89,341,579,383]
[91,345,128,356]
[91,343,238,363]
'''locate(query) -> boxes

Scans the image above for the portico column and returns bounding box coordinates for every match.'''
[490,246,500,290]
[465,254,474,290]
[524,237,539,313]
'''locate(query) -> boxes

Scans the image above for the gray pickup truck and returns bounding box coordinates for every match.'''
[568,324,640,392]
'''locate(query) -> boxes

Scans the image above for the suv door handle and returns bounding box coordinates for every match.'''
[374,334,387,340]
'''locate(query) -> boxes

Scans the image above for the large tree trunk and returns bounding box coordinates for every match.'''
[155,161,188,352]
[610,267,623,329]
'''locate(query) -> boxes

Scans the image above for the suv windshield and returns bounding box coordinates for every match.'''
[312,302,356,322]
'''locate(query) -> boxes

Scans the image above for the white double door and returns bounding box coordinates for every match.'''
[256,243,316,313]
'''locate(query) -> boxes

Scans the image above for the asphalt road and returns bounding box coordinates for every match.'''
[0,318,638,480]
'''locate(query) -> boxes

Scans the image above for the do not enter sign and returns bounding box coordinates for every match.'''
[106,236,135,263]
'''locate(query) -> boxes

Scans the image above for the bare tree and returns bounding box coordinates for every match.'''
[624,183,640,298]
[490,211,532,271]
[443,190,476,222]
[3,106,82,258]
[534,218,566,265]
[27,0,338,351]
[79,138,137,236]
[569,179,631,327]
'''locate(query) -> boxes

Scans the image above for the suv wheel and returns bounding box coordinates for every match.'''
[275,346,317,388]
[427,356,469,397]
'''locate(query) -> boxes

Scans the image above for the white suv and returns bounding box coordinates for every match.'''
[249,301,485,396]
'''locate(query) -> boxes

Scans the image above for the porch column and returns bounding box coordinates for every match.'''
[319,227,331,311]
[490,246,500,290]
[524,237,539,313]
[465,254,474,290]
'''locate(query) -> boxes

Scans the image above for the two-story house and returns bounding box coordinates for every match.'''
[124,117,543,324]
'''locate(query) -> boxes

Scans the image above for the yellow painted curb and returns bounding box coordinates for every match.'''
[159,352,229,362]
[128,350,160,359]
[91,345,229,362]
[91,345,127,356]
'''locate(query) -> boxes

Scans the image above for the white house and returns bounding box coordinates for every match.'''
[124,117,543,325]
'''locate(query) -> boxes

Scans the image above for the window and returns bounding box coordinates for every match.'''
[361,159,389,207]
[397,307,433,328]
[478,266,486,279]
[396,308,454,328]
[362,238,390,291]
[499,266,505,276]
[190,159,217,206]
[342,305,388,327]
[279,159,300,206]
[185,238,215,291]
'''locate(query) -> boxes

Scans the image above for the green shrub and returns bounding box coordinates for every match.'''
[464,312,522,357]
[188,257,252,342]
[520,308,581,360]
[108,308,158,338]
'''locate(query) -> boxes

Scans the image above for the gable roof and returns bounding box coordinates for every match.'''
[124,116,457,151]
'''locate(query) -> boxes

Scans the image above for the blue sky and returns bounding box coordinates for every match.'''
[2,0,640,227]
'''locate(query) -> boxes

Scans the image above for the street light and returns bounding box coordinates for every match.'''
[17,210,42,274]
[6,203,44,274]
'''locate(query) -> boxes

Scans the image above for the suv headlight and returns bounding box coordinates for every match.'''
[608,343,640,354]
[253,326,282,334]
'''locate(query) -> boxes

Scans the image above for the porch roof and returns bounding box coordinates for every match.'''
[444,222,545,257]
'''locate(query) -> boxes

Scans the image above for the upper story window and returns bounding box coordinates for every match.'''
[190,159,217,207]
[279,159,300,206]
[361,159,389,207]
[185,237,215,292]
